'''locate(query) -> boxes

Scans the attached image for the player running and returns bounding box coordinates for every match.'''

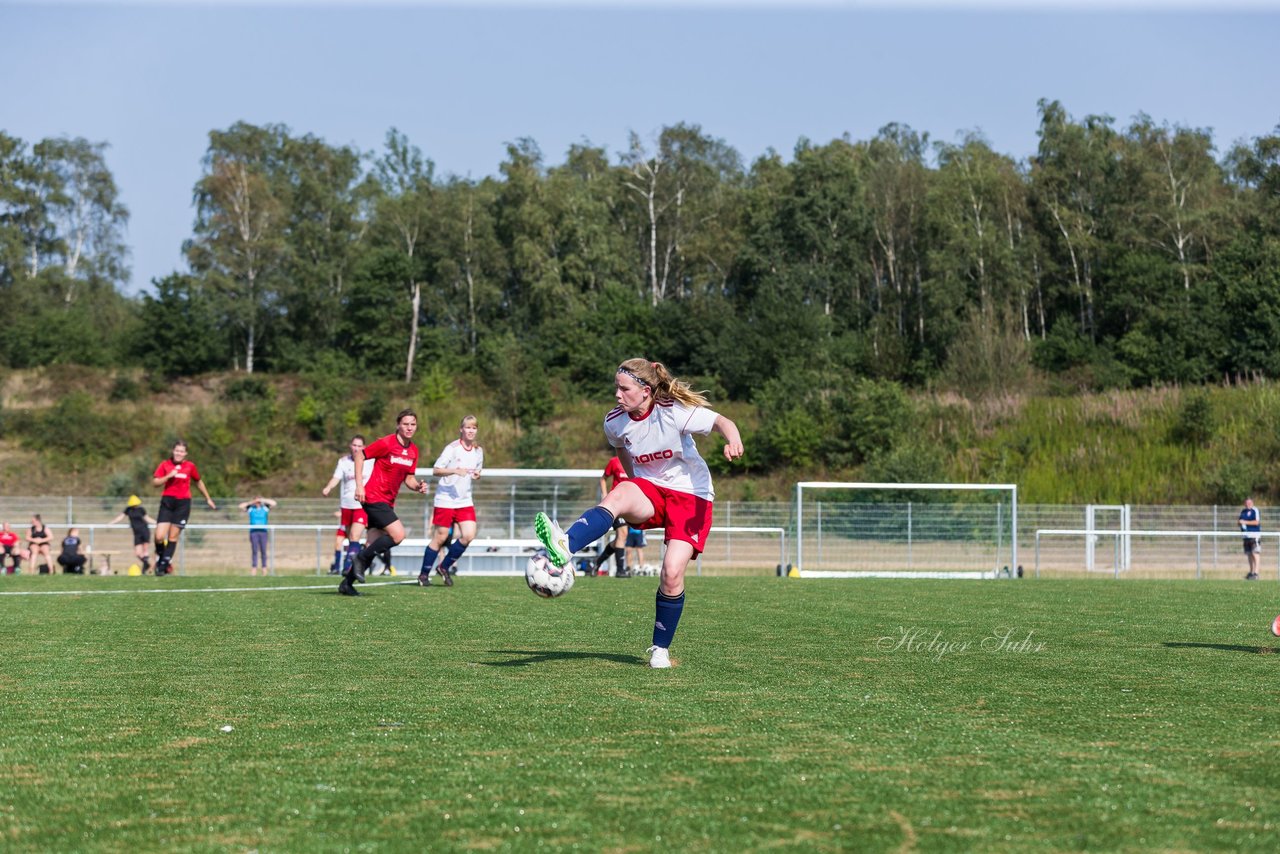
[533,358,744,668]
[152,440,217,575]
[418,415,484,588]
[322,435,372,575]
[341,409,429,597]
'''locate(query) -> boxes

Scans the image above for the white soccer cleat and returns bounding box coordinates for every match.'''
[646,645,672,669]
[534,512,571,567]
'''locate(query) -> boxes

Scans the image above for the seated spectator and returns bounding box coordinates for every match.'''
[1,522,22,574]
[57,528,88,575]
[27,514,54,574]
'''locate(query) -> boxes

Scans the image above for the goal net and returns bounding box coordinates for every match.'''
[795,482,1018,579]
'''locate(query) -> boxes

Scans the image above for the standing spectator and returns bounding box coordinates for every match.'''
[533,358,744,669]
[152,440,217,576]
[27,515,54,574]
[321,435,371,575]
[108,496,156,574]
[238,496,277,576]
[417,415,484,588]
[625,525,647,575]
[1240,497,1262,580]
[591,456,629,578]
[57,527,88,574]
[0,522,22,574]
[342,409,430,597]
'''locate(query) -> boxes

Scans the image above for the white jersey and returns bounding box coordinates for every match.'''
[332,456,373,510]
[432,440,484,509]
[604,401,718,500]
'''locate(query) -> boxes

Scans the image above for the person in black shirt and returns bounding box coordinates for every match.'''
[27,514,54,574]
[57,528,88,575]
[109,495,157,574]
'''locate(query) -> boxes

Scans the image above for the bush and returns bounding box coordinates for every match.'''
[108,375,143,402]
[1171,392,1215,448]
[513,427,564,468]
[222,376,273,402]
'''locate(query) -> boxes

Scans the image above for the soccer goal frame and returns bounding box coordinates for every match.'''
[795,482,1018,578]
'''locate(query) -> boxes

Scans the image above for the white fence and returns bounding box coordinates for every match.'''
[0,494,1270,579]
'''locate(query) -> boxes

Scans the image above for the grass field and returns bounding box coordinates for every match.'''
[3,575,1280,851]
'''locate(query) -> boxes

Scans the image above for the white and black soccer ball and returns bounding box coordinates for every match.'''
[525,548,574,599]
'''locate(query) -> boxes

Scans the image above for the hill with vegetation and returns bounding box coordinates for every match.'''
[1,366,1273,505]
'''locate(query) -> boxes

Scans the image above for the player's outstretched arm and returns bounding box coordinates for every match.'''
[713,414,745,462]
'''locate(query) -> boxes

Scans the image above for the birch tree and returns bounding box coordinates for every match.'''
[188,123,289,373]
[373,128,435,383]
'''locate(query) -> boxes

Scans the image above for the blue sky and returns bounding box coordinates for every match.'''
[2,1,1277,294]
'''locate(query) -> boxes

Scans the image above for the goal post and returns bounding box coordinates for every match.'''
[795,482,1018,578]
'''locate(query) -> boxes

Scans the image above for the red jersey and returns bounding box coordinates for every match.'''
[603,456,629,490]
[361,433,420,506]
[0,531,17,548]
[154,459,202,500]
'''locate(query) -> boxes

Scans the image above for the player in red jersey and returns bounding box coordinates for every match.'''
[340,409,430,597]
[152,440,217,575]
[592,455,629,577]
[534,358,744,669]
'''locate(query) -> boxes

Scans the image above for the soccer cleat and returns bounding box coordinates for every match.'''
[646,645,672,669]
[436,564,453,587]
[1247,572,1260,581]
[417,572,432,587]
[348,551,369,583]
[338,578,361,597]
[534,512,571,567]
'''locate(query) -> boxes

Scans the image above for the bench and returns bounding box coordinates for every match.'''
[88,551,122,575]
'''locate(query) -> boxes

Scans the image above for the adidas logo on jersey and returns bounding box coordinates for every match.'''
[633,449,675,464]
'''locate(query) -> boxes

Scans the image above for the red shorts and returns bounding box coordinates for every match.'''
[336,507,368,536]
[432,505,477,528]
[628,478,714,555]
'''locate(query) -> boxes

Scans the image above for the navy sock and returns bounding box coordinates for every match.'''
[360,534,396,562]
[652,589,685,649]
[438,539,468,573]
[344,542,360,570]
[332,549,343,571]
[567,507,616,554]
[419,546,439,573]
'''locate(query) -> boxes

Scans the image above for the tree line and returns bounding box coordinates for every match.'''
[2,100,1280,470]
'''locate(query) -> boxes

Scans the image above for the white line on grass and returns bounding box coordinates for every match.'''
[0,580,412,596]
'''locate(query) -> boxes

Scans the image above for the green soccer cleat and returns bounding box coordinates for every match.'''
[534,512,571,567]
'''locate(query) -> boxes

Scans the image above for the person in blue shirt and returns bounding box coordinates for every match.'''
[1239,497,1262,580]
[238,496,278,576]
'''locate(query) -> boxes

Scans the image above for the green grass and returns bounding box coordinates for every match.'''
[2,576,1279,851]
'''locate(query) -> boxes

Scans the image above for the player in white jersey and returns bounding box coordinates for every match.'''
[418,415,484,587]
[321,435,372,574]
[534,358,744,669]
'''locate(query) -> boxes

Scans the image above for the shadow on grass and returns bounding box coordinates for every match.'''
[1163,642,1280,655]
[484,649,646,667]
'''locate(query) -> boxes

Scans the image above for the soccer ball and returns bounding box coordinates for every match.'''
[525,549,574,599]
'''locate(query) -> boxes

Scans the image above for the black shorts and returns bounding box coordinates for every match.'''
[363,502,399,532]
[130,524,150,546]
[611,515,627,531]
[1243,538,1261,554]
[157,496,192,528]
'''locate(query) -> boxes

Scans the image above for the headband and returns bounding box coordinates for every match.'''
[617,368,649,388]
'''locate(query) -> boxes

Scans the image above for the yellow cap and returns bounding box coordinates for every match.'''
[127,495,142,507]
